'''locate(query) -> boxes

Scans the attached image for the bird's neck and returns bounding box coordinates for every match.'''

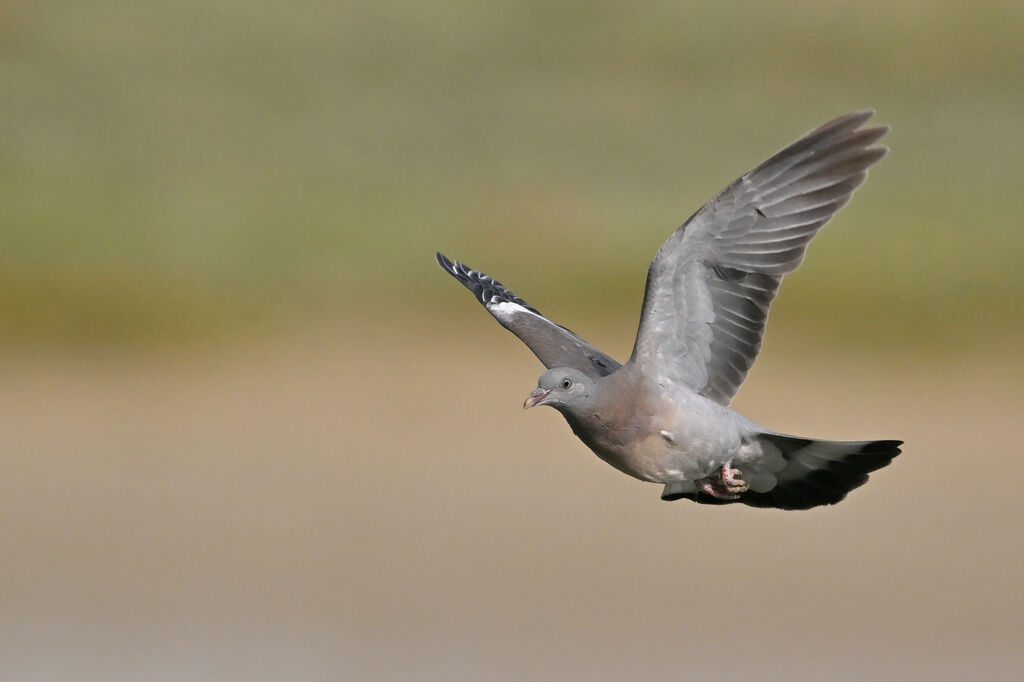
[560,371,645,448]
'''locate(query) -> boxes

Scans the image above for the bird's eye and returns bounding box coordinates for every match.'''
[560,378,572,390]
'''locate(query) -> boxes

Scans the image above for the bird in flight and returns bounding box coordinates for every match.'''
[437,111,901,509]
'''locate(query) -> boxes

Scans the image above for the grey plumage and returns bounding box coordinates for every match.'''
[435,253,621,377]
[632,110,888,405]
[438,111,902,510]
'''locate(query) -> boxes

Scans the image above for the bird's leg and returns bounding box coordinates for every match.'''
[695,464,749,500]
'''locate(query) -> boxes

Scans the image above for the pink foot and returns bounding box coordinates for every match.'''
[695,464,749,500]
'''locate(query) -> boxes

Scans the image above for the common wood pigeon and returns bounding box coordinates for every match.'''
[437,111,901,509]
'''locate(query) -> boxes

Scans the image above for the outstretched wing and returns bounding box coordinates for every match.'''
[630,111,888,405]
[436,253,621,378]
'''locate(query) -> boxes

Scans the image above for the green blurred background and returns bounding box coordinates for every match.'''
[2,1,1022,680]
[3,0,1022,348]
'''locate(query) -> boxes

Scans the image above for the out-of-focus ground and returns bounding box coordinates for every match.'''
[2,1,1024,680]
[1,325,1022,680]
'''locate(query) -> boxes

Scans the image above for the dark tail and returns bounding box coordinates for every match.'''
[663,436,902,510]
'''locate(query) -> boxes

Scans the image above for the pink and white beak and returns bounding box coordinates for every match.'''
[523,387,551,410]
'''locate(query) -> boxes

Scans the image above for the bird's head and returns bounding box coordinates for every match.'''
[523,368,595,413]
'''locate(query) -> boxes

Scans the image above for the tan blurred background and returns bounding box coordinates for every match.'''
[2,1,1022,680]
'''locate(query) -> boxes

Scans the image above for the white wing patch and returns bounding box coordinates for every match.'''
[437,252,623,377]
[489,300,542,324]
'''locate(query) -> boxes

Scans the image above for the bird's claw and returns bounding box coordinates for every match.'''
[696,464,749,500]
[721,465,748,493]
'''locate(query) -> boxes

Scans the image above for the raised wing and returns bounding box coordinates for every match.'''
[630,111,888,405]
[436,253,621,378]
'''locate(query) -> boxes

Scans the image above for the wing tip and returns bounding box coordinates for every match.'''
[862,144,890,167]
[433,252,544,317]
[864,439,903,456]
[810,109,889,146]
[436,252,472,283]
[838,108,876,127]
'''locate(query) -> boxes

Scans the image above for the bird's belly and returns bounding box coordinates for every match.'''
[567,398,742,484]
[581,429,720,484]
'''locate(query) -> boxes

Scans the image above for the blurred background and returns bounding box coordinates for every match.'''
[2,1,1022,679]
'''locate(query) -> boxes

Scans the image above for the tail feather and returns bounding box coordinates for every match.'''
[662,435,902,510]
[749,434,902,509]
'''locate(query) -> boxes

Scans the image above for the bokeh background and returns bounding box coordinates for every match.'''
[2,1,1022,680]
